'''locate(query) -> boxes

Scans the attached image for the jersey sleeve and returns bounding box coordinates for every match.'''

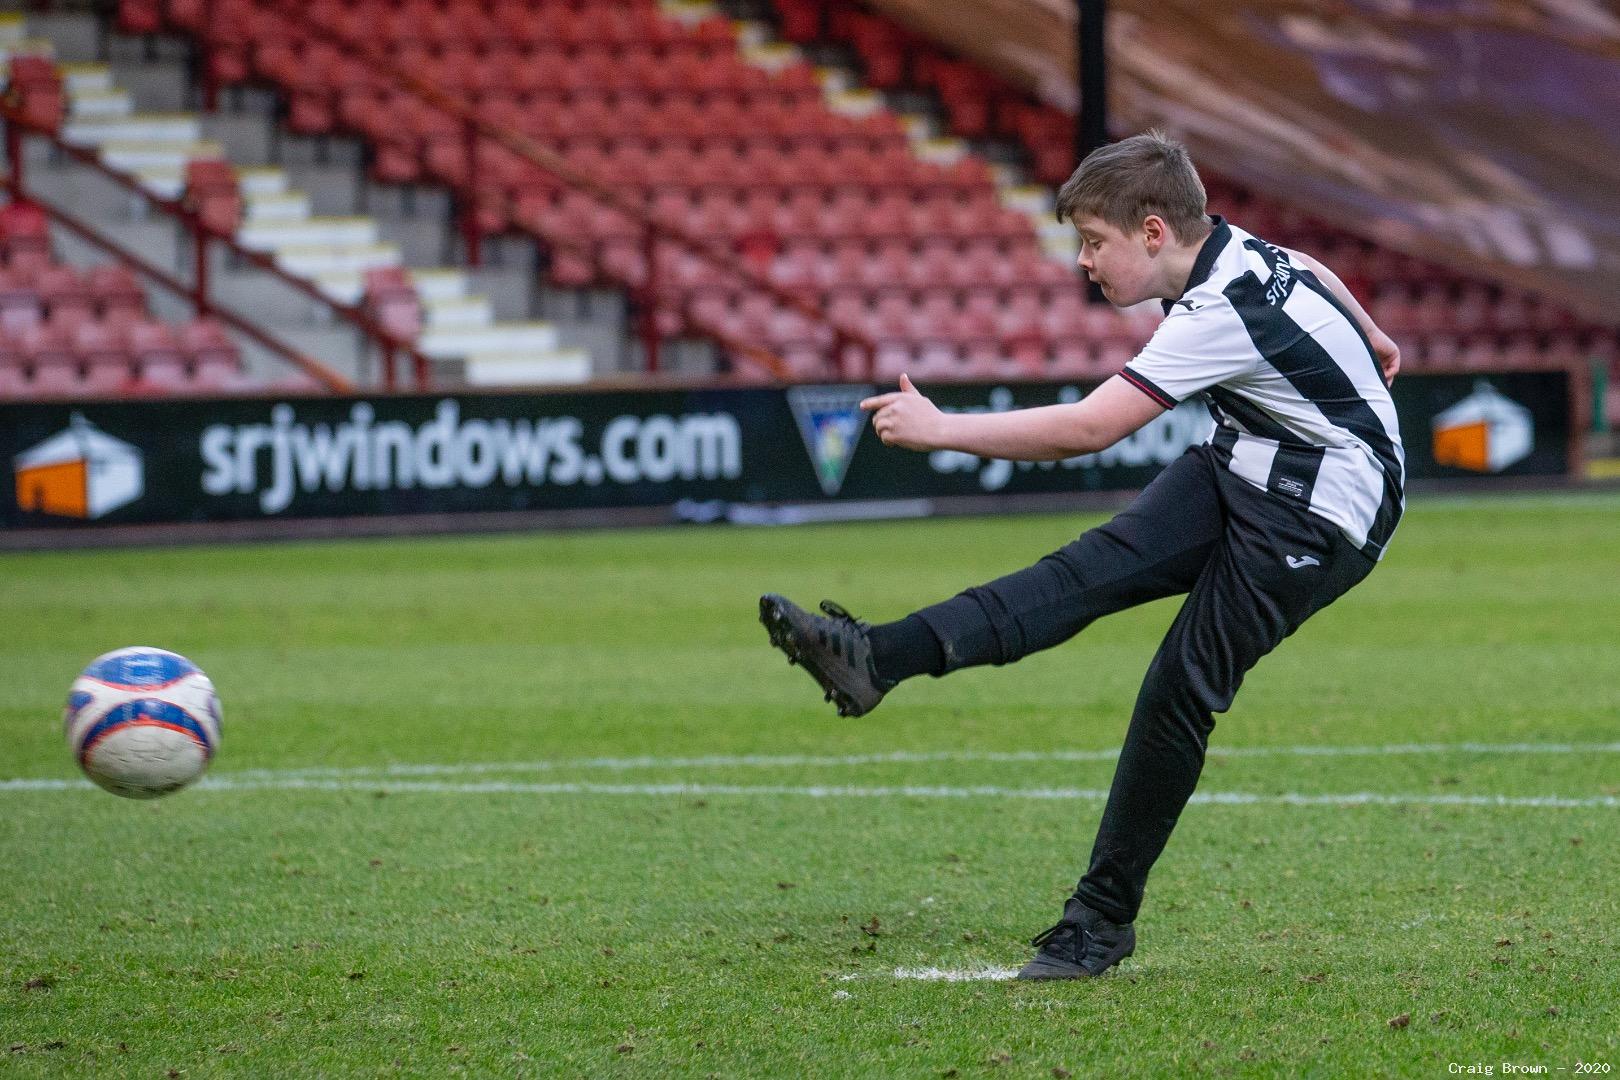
[1120,302,1257,408]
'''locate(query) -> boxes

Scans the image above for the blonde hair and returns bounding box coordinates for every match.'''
[1054,130,1212,242]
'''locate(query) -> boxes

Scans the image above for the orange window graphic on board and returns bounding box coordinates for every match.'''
[1431,382,1532,474]
[13,414,144,520]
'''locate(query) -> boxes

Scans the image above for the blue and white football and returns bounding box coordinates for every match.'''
[64,647,221,799]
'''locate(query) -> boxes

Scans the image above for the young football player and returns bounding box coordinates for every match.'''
[760,131,1404,979]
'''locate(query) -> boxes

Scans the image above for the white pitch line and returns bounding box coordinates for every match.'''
[841,967,1022,983]
[209,740,1620,782]
[2,775,1617,808]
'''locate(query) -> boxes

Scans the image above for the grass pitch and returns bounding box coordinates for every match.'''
[3,492,1619,1077]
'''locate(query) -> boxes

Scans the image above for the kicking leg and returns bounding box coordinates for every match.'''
[761,448,1227,716]
[882,446,1229,680]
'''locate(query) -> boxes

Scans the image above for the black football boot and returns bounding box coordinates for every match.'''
[758,594,895,718]
[1016,897,1136,980]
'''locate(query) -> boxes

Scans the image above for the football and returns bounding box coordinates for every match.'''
[63,647,221,799]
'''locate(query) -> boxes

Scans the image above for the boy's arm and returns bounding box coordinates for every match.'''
[861,374,1164,461]
[1281,246,1401,385]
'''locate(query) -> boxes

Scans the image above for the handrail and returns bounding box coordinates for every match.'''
[15,180,356,394]
[205,0,878,381]
[1,102,433,391]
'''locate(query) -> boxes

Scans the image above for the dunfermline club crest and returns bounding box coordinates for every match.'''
[787,385,874,496]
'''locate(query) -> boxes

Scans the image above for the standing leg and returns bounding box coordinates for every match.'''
[1073,478,1377,925]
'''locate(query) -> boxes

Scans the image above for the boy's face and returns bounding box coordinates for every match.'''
[1071,215,1165,308]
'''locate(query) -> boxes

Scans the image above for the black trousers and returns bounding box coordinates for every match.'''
[910,445,1377,923]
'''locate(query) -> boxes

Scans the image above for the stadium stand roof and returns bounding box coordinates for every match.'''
[859,0,1620,325]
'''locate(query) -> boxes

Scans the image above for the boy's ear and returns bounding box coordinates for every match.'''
[1141,214,1170,251]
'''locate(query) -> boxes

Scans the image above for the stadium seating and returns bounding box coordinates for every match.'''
[774,0,1619,380]
[13,44,588,391]
[3,35,274,399]
[113,0,1620,388]
[0,198,291,399]
[131,0,1143,379]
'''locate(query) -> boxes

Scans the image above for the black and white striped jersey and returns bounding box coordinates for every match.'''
[1118,217,1405,560]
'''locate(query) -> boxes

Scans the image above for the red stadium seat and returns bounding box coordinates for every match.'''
[185,159,243,235]
[36,266,95,327]
[128,362,186,395]
[363,268,422,340]
[845,12,908,89]
[87,263,149,321]
[179,318,241,370]
[28,362,82,397]
[126,320,187,367]
[0,271,45,335]
[6,55,66,132]
[924,58,997,138]
[117,0,164,34]
[0,200,52,271]
[74,321,130,366]
[20,322,78,373]
[0,360,28,399]
[81,357,134,395]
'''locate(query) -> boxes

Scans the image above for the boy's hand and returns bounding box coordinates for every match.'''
[861,374,948,451]
[1370,329,1401,386]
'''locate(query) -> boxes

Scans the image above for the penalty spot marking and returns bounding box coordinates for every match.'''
[840,967,1021,983]
[2,776,1618,808]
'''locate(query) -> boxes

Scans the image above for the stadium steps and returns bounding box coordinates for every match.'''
[1,21,291,398]
[23,13,603,389]
[137,52,642,378]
